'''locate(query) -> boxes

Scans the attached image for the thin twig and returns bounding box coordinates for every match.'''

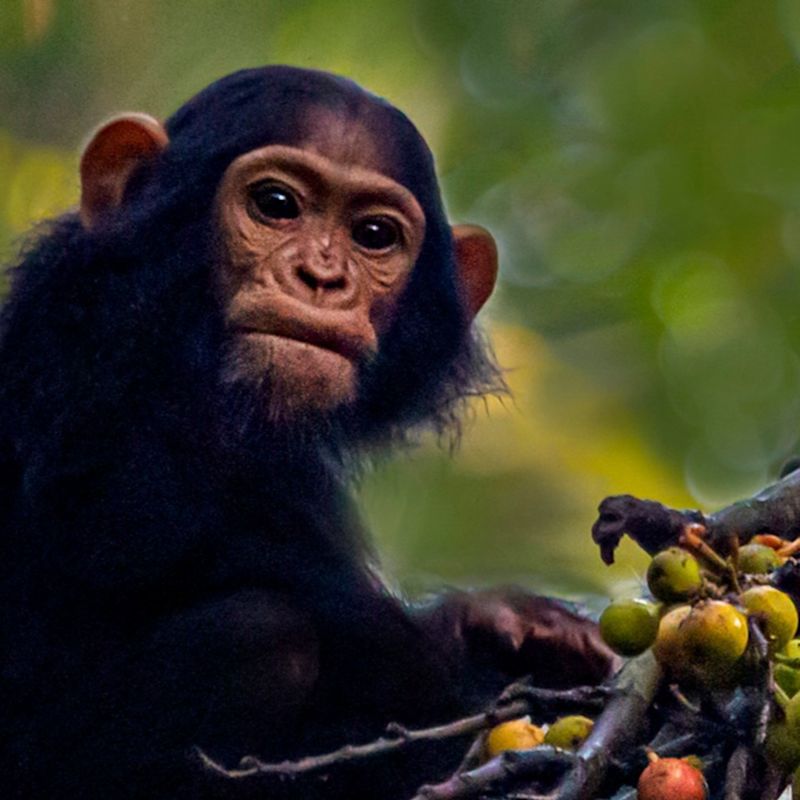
[197,680,611,782]
[669,684,701,715]
[196,698,531,779]
[506,793,560,800]
[749,622,773,747]
[497,683,612,715]
[648,733,698,758]
[605,789,637,800]
[455,732,487,773]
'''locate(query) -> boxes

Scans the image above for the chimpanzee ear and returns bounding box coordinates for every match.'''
[80,113,169,229]
[451,224,498,319]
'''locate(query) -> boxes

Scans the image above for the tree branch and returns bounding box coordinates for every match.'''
[592,466,800,564]
[410,653,662,800]
[196,685,605,781]
[551,652,662,800]
[409,747,575,800]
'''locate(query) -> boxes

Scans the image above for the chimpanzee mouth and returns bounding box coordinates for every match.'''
[228,295,379,363]
[236,327,368,363]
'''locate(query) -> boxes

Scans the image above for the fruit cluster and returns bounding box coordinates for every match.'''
[602,535,800,795]
[483,532,800,799]
[603,544,798,682]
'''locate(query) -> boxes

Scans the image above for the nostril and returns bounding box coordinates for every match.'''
[296,266,318,292]
[324,276,347,292]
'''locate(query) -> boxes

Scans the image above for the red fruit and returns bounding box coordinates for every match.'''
[637,756,707,800]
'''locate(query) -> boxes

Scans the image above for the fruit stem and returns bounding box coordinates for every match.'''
[645,748,660,764]
[774,652,800,667]
[775,683,791,710]
[777,537,800,559]
[681,528,726,570]
[725,557,742,594]
[681,526,738,592]
[730,533,740,570]
[754,533,784,550]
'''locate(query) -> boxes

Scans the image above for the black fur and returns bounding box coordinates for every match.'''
[0,67,511,799]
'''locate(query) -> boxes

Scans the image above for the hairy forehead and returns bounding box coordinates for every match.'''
[293,104,396,177]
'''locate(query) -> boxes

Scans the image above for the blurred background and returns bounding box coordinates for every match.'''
[3,0,800,603]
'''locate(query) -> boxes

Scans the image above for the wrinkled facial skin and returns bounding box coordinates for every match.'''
[214,142,426,418]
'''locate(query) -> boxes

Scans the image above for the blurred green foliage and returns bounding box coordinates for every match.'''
[2,0,800,598]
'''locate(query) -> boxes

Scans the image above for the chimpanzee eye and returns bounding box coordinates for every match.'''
[248,182,300,221]
[352,217,401,251]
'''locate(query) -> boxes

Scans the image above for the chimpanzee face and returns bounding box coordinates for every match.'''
[213,137,425,417]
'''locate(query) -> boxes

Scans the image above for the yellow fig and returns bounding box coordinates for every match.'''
[485,717,544,759]
[647,548,702,603]
[544,715,593,751]
[599,598,660,656]
[741,586,798,652]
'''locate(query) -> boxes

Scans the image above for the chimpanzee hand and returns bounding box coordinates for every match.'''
[417,587,620,691]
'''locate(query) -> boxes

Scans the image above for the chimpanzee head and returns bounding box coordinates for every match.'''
[3,67,503,468]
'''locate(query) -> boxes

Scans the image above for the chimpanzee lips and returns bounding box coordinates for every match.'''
[239,328,365,362]
[230,297,378,363]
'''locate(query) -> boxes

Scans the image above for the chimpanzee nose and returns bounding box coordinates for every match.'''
[295,265,348,295]
[288,243,356,307]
